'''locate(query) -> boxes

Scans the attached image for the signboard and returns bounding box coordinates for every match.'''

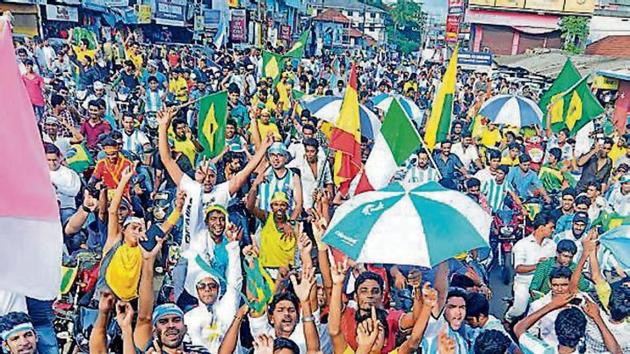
[136,4,151,24]
[280,24,291,41]
[194,14,204,31]
[154,0,187,27]
[46,4,78,22]
[593,75,619,90]
[445,14,460,43]
[204,9,221,28]
[495,0,525,8]
[458,51,493,66]
[448,0,464,14]
[229,9,246,42]
[563,0,595,13]
[59,0,81,4]
[524,0,563,11]
[105,0,128,6]
[468,0,495,6]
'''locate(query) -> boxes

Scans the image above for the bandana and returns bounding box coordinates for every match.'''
[151,304,184,326]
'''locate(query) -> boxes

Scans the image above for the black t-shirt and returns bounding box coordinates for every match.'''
[153,152,194,190]
[121,71,139,90]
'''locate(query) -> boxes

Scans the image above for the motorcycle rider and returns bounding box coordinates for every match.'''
[553,211,589,262]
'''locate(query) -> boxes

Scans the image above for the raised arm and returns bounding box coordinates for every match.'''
[115,302,137,354]
[514,293,573,339]
[133,237,164,349]
[582,298,622,354]
[328,261,349,354]
[433,261,449,318]
[103,166,134,255]
[291,267,320,353]
[157,107,185,186]
[229,132,273,196]
[397,283,438,354]
[65,190,98,235]
[246,172,269,221]
[218,305,249,354]
[577,144,599,167]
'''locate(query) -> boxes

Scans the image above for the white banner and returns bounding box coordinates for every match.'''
[46,5,78,22]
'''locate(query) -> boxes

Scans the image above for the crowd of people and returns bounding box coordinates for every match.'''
[2,20,630,354]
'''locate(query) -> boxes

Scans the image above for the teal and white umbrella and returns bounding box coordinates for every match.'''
[323,182,492,267]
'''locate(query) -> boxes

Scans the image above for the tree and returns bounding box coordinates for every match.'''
[383,0,425,54]
[559,16,590,54]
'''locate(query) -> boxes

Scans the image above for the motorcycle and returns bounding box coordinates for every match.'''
[53,250,101,353]
[490,206,524,285]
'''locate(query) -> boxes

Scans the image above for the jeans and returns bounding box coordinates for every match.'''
[25,297,59,354]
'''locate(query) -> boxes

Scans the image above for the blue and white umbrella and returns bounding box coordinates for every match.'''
[598,225,630,272]
[371,93,424,126]
[299,96,381,139]
[322,181,492,267]
[478,94,543,127]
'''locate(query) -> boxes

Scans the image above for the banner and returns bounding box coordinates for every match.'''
[105,0,128,6]
[524,0,563,11]
[457,50,493,71]
[46,4,78,22]
[445,15,460,43]
[563,0,596,13]
[592,75,619,90]
[280,25,291,41]
[136,4,151,24]
[229,9,246,42]
[154,0,187,27]
[204,9,221,28]
[194,14,204,31]
[448,0,464,15]
[495,0,525,8]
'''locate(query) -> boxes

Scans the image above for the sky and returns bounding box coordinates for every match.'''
[423,0,448,20]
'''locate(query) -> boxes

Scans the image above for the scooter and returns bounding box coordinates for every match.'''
[490,207,524,285]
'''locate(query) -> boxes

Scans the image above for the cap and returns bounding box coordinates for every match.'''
[267,142,289,158]
[271,191,289,205]
[147,59,158,68]
[152,304,184,326]
[620,174,630,183]
[204,204,228,217]
[93,81,104,90]
[123,216,145,228]
[44,116,59,125]
[573,211,589,225]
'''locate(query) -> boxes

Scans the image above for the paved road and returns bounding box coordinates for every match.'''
[488,265,514,318]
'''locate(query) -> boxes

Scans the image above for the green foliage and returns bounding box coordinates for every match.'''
[559,16,590,54]
[383,0,425,53]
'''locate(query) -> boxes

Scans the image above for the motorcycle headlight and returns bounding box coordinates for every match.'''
[500,226,513,235]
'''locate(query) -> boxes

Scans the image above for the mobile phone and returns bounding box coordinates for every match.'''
[140,224,165,252]
[569,297,584,306]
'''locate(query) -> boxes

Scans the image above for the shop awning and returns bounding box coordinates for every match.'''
[466,8,560,34]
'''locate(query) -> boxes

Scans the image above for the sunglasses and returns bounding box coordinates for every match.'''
[196,282,218,290]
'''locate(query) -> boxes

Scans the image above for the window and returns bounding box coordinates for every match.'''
[353,11,359,17]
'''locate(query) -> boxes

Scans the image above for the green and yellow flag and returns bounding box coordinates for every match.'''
[197,91,228,159]
[424,47,458,149]
[72,27,98,50]
[540,59,604,136]
[262,50,284,82]
[284,30,309,59]
[66,143,94,173]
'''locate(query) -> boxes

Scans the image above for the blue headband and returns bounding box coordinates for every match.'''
[268,142,289,157]
[151,304,184,326]
[1,322,34,341]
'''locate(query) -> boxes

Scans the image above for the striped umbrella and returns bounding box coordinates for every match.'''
[598,225,630,272]
[322,181,492,267]
[299,96,381,139]
[371,93,424,126]
[478,94,543,127]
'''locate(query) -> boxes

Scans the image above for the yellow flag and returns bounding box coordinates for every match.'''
[266,57,279,79]
[203,103,217,151]
[565,91,582,130]
[549,93,564,124]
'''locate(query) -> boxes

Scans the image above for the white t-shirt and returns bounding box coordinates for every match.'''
[50,165,81,209]
[451,142,480,171]
[512,236,557,284]
[180,174,232,257]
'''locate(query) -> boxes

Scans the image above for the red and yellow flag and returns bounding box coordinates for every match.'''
[330,63,362,196]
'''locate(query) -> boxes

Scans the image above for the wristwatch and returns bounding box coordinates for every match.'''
[302,315,315,322]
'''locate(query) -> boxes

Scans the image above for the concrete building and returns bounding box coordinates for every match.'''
[310,0,387,43]
[465,0,597,55]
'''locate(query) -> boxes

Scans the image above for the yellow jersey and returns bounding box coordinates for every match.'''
[259,214,296,268]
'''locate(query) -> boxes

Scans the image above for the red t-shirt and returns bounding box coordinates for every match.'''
[93,156,132,190]
[80,120,112,150]
[22,74,45,106]
[341,307,404,353]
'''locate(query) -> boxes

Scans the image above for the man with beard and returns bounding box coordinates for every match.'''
[246,189,296,270]
[0,312,38,354]
[287,138,332,212]
[171,118,203,167]
[41,116,83,158]
[433,140,467,182]
[183,223,242,352]
[157,107,272,302]
[146,304,209,353]
[552,212,589,262]
[403,149,440,186]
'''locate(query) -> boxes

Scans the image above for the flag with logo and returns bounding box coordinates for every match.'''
[262,50,284,82]
[72,27,98,50]
[539,59,604,136]
[66,143,94,173]
[424,47,458,149]
[538,165,576,193]
[0,18,63,300]
[355,98,421,194]
[330,63,362,196]
[284,30,309,59]
[197,91,228,159]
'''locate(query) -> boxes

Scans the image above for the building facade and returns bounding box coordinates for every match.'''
[310,0,386,43]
